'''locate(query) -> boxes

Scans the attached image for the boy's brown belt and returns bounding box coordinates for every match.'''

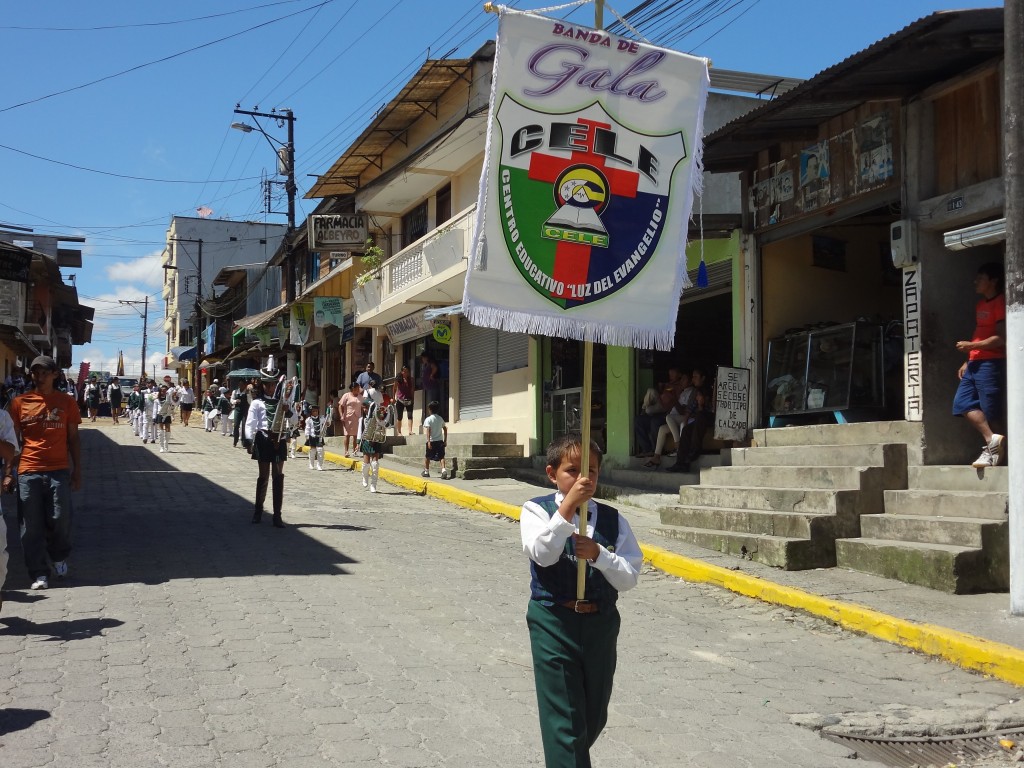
[556,600,600,614]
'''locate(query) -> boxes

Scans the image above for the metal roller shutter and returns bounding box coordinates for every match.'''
[459,318,494,419]
[497,330,528,372]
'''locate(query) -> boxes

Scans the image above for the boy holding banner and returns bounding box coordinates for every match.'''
[520,433,642,767]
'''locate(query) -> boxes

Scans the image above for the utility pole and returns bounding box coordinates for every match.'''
[232,107,296,300]
[172,237,204,386]
[1006,0,1024,614]
[118,297,149,379]
[142,295,148,378]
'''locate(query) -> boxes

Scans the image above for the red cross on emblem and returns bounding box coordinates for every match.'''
[528,119,640,298]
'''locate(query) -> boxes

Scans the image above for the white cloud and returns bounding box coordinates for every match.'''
[104,250,164,289]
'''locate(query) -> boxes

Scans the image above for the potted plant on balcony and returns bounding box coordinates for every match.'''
[353,238,384,311]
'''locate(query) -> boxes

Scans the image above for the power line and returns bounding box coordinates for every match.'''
[0,0,338,114]
[0,142,264,184]
[0,0,310,31]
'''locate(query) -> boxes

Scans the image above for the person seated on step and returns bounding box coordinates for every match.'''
[644,369,703,469]
[635,367,687,456]
[666,385,714,473]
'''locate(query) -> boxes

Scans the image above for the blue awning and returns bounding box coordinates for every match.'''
[169,345,197,362]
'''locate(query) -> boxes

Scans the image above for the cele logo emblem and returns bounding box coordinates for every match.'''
[496,97,686,308]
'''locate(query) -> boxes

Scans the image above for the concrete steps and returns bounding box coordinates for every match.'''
[882,490,1007,520]
[657,425,911,571]
[835,537,1006,594]
[652,525,836,570]
[836,464,1009,593]
[382,432,526,480]
[659,505,851,540]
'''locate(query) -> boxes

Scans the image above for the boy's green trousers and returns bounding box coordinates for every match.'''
[527,600,621,768]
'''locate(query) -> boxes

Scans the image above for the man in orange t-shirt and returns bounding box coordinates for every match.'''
[952,262,1006,468]
[8,355,82,590]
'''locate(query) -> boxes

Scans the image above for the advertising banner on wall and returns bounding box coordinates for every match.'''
[463,9,710,350]
[313,296,344,328]
[290,303,312,345]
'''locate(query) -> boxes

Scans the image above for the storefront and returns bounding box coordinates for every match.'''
[386,309,450,419]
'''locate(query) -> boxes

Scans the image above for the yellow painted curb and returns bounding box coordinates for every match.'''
[643,543,1024,687]
[305,447,1024,688]
[309,448,523,520]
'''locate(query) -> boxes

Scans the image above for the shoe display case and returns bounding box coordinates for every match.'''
[765,321,885,425]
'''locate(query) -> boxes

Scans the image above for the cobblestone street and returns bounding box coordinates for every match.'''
[2,423,1022,768]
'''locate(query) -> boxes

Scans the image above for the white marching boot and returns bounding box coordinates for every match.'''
[361,462,370,488]
[369,460,379,493]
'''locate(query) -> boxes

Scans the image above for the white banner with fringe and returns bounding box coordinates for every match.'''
[464,8,710,350]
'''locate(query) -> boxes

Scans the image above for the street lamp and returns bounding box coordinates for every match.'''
[232,107,296,301]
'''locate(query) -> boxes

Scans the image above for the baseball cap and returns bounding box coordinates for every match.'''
[29,355,58,371]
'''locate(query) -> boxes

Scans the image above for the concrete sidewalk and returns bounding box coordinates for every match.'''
[310,447,1024,687]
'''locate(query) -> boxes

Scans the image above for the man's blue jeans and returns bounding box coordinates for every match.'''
[19,470,72,579]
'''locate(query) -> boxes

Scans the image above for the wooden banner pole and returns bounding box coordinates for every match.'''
[576,340,594,599]
[574,0,606,602]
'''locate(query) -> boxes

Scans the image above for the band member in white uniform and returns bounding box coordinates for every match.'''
[244,362,293,528]
[304,404,325,471]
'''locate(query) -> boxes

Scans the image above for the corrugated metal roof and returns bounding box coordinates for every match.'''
[307,56,478,199]
[703,9,1004,172]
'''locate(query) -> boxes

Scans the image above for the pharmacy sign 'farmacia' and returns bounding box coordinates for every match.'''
[464,9,710,350]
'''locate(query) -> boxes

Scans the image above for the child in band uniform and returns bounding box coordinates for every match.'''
[520,433,642,768]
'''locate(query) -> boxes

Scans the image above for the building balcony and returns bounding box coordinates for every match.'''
[354,204,472,326]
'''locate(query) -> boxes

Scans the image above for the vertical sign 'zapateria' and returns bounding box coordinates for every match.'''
[464,8,710,350]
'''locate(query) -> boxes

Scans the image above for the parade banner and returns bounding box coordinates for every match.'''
[290,303,312,345]
[313,296,344,328]
[276,316,287,350]
[464,9,710,350]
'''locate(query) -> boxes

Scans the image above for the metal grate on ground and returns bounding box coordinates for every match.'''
[822,726,1024,767]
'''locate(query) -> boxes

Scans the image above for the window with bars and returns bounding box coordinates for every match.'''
[402,201,429,249]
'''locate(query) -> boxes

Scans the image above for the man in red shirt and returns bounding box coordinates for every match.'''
[952,262,1006,468]
[8,355,82,590]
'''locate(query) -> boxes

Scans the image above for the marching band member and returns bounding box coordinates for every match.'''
[128,384,144,437]
[357,394,394,494]
[244,359,294,528]
[142,384,158,444]
[304,404,325,471]
[155,384,177,453]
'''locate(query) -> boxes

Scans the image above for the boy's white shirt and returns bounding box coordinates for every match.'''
[520,492,642,594]
[423,413,445,441]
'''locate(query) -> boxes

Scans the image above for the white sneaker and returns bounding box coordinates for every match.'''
[53,560,68,578]
[972,448,997,468]
[987,434,1005,461]
[441,469,449,480]
[31,575,48,590]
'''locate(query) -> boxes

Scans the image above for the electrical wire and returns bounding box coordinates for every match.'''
[0,142,263,184]
[0,1,311,31]
[0,0,338,114]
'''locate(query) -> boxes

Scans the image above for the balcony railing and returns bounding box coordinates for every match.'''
[354,204,473,316]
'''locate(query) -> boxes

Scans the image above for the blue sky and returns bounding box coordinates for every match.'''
[0,0,1002,377]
